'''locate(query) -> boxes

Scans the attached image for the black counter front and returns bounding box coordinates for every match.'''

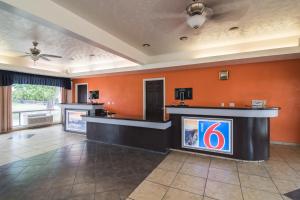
[166,106,279,161]
[82,115,172,153]
[81,106,279,160]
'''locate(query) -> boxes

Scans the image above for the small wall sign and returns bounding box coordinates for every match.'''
[219,70,229,80]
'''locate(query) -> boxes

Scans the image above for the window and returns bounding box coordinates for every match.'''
[12,84,62,127]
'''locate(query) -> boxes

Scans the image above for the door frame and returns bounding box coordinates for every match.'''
[143,78,165,121]
[75,83,89,103]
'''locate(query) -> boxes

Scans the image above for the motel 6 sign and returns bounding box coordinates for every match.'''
[198,119,233,154]
[183,117,233,155]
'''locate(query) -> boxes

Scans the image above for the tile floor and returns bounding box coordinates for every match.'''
[129,145,300,200]
[0,125,86,166]
[0,125,165,200]
[1,125,300,200]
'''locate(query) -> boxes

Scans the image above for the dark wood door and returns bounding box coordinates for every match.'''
[145,80,164,121]
[77,84,87,103]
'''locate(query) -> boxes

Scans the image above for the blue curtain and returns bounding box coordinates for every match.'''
[0,70,71,89]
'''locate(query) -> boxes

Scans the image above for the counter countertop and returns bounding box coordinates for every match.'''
[82,114,171,123]
[165,105,280,110]
[166,106,279,118]
[61,103,104,105]
[82,114,172,130]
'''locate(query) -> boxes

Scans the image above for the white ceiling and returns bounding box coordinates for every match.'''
[52,0,300,55]
[0,0,300,77]
[0,3,138,74]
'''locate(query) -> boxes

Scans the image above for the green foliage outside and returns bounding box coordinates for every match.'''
[12,84,57,102]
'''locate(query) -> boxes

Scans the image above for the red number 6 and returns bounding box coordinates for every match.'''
[203,123,225,150]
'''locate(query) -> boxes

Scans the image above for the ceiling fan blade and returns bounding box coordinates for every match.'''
[210,3,249,22]
[40,56,51,61]
[211,10,245,22]
[40,54,62,58]
[153,12,186,20]
[152,0,188,16]
[152,16,187,33]
[19,53,31,57]
[201,0,242,8]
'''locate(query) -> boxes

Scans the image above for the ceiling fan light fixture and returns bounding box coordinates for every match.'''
[179,36,188,41]
[229,26,239,31]
[187,14,206,29]
[142,43,151,47]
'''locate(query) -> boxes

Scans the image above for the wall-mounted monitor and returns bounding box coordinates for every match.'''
[175,88,193,100]
[89,90,99,99]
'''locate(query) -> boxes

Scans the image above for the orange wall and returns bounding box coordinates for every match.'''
[72,59,300,144]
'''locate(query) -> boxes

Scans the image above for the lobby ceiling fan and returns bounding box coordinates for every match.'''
[20,41,63,62]
[155,0,248,33]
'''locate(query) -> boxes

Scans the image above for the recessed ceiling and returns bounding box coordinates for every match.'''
[52,0,300,55]
[0,5,138,74]
[1,0,300,77]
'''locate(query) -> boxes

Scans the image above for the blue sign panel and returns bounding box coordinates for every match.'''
[182,117,233,154]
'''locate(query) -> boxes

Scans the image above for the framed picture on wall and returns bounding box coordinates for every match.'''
[219,70,229,80]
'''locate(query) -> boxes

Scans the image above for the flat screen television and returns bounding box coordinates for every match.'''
[175,88,193,100]
[89,90,99,99]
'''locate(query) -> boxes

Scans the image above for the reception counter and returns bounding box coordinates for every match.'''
[78,105,279,160]
[166,106,279,161]
[82,115,172,153]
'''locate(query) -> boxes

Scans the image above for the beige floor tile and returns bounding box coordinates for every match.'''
[171,173,206,195]
[239,173,279,193]
[208,168,240,185]
[163,188,203,200]
[205,180,243,200]
[129,180,168,200]
[266,167,300,182]
[185,155,211,168]
[237,162,269,177]
[180,162,209,178]
[146,168,177,186]
[166,151,188,162]
[242,187,283,200]
[264,160,290,171]
[272,178,300,194]
[203,197,216,200]
[158,159,183,172]
[287,161,300,171]
[210,159,237,172]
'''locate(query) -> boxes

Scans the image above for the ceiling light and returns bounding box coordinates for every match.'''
[180,36,188,41]
[229,26,239,31]
[187,14,206,29]
[143,43,151,47]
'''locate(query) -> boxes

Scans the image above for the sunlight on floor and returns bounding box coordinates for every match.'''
[0,125,85,166]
